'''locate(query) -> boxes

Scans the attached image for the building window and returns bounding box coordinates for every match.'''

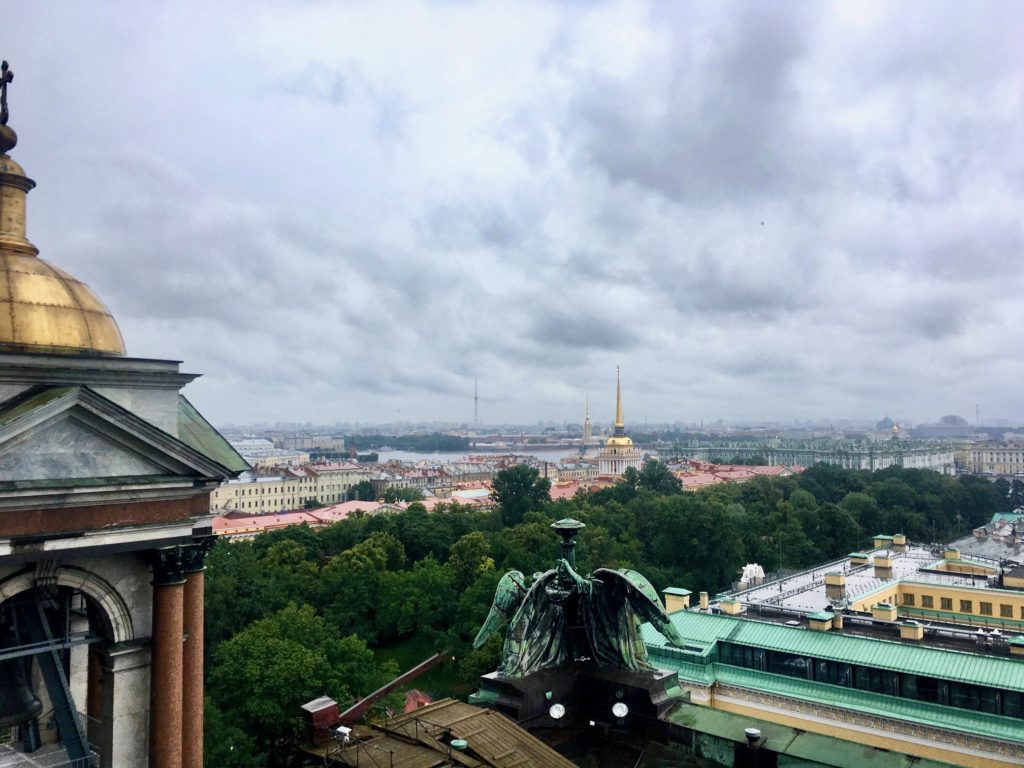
[1000,604,1013,618]
[940,597,952,610]
[980,602,993,616]
[853,665,898,696]
[903,593,915,606]
[921,595,933,608]
[960,600,973,613]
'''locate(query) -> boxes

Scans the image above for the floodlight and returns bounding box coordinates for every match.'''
[548,703,566,720]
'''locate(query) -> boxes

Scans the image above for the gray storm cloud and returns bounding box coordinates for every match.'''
[4,0,1023,425]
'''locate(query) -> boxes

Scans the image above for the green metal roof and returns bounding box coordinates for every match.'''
[0,386,75,426]
[645,611,1024,692]
[713,665,1024,745]
[992,511,1024,524]
[176,396,249,473]
[665,702,956,767]
[807,611,834,621]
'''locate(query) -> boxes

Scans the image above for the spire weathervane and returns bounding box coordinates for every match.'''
[1,61,12,126]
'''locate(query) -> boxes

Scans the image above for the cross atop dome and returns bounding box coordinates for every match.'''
[0,60,125,356]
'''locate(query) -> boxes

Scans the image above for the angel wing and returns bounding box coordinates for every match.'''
[582,568,686,670]
[472,570,528,649]
[496,568,570,677]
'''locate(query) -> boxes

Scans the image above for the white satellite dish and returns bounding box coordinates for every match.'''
[548,703,566,720]
[611,702,629,718]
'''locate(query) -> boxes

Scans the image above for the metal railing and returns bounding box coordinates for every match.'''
[1,714,100,768]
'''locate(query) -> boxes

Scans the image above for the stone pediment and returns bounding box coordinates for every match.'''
[0,386,233,485]
[0,414,163,481]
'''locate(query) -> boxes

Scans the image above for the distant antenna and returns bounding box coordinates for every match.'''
[976,403,980,429]
[474,378,479,426]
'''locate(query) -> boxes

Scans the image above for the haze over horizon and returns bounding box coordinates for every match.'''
[5,2,1023,426]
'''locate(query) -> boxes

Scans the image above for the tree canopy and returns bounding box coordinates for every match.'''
[204,462,1005,766]
[491,464,552,527]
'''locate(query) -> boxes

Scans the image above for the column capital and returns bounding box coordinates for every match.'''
[182,537,215,575]
[151,546,187,586]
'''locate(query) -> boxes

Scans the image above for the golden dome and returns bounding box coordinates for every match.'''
[0,114,125,356]
[0,251,125,356]
[605,435,634,448]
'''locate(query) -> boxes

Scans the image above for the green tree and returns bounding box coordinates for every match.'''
[637,459,682,494]
[317,533,406,640]
[447,531,494,592]
[491,465,551,527]
[205,541,266,650]
[349,480,377,501]
[204,697,260,768]
[259,539,319,605]
[207,604,395,765]
[994,478,1011,512]
[840,491,882,540]
[491,520,558,575]
[1011,479,1024,512]
[383,486,425,503]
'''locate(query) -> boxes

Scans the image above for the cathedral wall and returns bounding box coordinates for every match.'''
[0,494,209,538]
[90,386,180,437]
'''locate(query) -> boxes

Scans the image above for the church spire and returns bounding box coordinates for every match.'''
[614,366,625,434]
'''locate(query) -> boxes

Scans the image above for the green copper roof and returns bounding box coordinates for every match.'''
[644,611,1024,692]
[663,587,692,596]
[0,386,75,426]
[991,512,1024,524]
[176,396,249,473]
[665,703,956,767]
[714,665,1024,745]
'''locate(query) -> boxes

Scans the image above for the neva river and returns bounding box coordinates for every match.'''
[375,447,590,464]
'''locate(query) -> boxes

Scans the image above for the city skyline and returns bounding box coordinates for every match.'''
[5,2,1023,425]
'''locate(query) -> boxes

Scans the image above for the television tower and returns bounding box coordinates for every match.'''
[474,378,480,426]
[583,391,592,444]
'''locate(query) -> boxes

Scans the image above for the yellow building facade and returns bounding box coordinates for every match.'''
[211,463,370,512]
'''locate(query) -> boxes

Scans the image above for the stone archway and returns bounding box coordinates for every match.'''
[0,563,149,767]
[0,565,134,643]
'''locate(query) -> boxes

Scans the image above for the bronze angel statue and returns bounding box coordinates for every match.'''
[473,519,686,677]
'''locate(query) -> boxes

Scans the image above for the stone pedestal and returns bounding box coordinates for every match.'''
[471,663,686,730]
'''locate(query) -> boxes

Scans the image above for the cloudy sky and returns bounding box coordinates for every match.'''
[5,2,1023,427]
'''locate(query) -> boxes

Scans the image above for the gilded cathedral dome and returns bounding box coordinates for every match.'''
[0,251,125,356]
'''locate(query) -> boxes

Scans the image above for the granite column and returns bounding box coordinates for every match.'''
[150,547,186,768]
[181,541,211,768]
